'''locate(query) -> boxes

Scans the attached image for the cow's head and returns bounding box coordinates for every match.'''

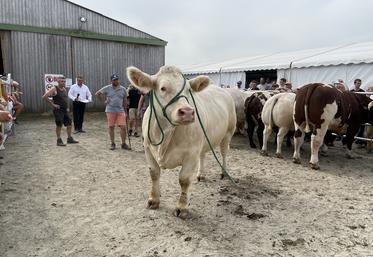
[127,66,210,125]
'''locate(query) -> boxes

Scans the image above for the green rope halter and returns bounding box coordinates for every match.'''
[146,75,237,185]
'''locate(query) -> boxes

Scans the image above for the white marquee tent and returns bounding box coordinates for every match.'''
[181,42,373,90]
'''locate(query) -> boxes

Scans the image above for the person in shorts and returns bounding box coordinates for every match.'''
[42,76,79,146]
[127,85,141,137]
[95,74,130,150]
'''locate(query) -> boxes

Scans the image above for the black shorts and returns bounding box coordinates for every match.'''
[53,109,72,127]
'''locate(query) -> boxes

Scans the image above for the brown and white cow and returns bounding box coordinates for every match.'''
[261,92,296,158]
[367,101,373,153]
[127,66,236,218]
[293,83,373,169]
[244,91,273,148]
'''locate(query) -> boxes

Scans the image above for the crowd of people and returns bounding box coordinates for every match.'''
[42,74,149,150]
[227,77,373,97]
[0,78,24,150]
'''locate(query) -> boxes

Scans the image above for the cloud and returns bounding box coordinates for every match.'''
[71,0,373,66]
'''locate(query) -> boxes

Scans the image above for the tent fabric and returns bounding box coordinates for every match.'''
[185,71,245,88]
[279,63,373,90]
[182,41,373,75]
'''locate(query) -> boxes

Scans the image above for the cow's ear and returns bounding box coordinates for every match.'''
[127,66,154,90]
[189,76,210,92]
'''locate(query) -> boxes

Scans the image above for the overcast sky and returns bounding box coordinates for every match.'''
[71,0,373,66]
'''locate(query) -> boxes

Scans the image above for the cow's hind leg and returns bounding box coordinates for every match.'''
[174,160,199,219]
[276,127,289,158]
[293,128,304,164]
[310,125,328,170]
[196,153,206,181]
[219,134,232,179]
[261,125,272,156]
[145,147,161,209]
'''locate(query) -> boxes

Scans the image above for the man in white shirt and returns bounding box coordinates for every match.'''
[68,75,92,133]
[258,77,268,90]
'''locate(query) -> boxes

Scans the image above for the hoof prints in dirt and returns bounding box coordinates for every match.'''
[233,205,266,220]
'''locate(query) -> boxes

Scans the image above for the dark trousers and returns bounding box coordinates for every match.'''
[72,101,86,131]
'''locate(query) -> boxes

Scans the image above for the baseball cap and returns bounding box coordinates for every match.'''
[111,74,119,81]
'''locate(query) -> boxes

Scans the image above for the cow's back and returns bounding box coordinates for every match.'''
[262,92,295,129]
[294,83,338,127]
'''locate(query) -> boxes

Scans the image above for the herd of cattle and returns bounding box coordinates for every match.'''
[228,83,373,170]
[126,65,373,218]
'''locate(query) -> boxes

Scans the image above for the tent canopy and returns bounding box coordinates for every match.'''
[182,41,373,75]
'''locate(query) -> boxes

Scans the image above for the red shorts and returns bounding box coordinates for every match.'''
[106,112,126,127]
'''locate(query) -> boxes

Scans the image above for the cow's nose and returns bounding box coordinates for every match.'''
[178,107,195,122]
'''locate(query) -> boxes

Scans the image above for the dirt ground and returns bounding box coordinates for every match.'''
[1,113,373,257]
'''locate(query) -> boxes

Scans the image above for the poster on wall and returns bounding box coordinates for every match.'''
[44,74,64,93]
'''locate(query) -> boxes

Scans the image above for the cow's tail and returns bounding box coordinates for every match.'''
[268,96,279,129]
[303,84,319,133]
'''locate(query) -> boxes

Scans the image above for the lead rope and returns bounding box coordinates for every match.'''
[146,78,237,186]
[188,89,238,186]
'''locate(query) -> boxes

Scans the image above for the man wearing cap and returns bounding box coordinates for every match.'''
[42,76,79,146]
[95,74,130,150]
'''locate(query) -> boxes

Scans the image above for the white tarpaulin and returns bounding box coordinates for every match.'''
[181,41,373,89]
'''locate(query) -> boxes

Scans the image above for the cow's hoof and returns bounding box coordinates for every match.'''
[173,208,189,219]
[197,175,205,182]
[293,158,301,164]
[275,153,283,159]
[147,199,160,209]
[310,163,320,170]
[260,150,268,156]
[250,144,257,149]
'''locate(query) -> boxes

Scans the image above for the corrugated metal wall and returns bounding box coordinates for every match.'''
[71,38,165,110]
[0,0,165,112]
[11,31,72,112]
[0,0,158,39]
[9,31,164,112]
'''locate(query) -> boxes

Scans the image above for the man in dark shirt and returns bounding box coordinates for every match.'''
[42,76,78,146]
[350,78,365,92]
[350,78,366,146]
[127,85,141,137]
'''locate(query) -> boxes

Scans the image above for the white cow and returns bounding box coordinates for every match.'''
[225,88,249,134]
[127,66,236,218]
[261,92,295,158]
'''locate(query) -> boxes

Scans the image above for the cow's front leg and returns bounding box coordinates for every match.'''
[174,160,199,219]
[246,116,256,148]
[145,147,161,209]
[196,153,206,181]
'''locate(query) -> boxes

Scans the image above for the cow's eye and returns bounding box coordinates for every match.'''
[160,87,166,92]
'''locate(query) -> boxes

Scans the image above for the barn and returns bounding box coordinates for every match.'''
[181,41,373,90]
[0,0,166,112]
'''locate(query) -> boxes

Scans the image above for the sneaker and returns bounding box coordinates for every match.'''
[133,132,140,137]
[57,138,66,146]
[67,137,79,144]
[110,143,116,150]
[129,129,133,136]
[121,143,131,150]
